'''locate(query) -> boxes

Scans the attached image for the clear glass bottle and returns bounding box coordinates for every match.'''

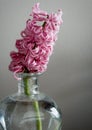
[0,73,62,130]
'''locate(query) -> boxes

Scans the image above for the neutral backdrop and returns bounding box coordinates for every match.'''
[0,0,92,130]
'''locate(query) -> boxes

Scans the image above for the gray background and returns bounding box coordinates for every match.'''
[0,0,92,130]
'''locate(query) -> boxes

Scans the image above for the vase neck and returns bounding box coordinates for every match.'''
[17,73,40,96]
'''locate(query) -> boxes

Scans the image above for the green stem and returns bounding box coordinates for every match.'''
[33,101,42,130]
[24,77,30,96]
[23,77,42,130]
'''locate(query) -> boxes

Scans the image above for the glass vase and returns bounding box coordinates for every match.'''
[0,73,62,130]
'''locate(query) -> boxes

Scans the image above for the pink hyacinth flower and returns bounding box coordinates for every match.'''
[9,3,63,74]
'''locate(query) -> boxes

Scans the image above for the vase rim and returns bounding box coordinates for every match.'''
[17,72,42,78]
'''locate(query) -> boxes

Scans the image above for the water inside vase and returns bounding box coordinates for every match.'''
[0,94,62,130]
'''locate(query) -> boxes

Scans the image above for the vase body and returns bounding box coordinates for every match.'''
[0,73,62,130]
